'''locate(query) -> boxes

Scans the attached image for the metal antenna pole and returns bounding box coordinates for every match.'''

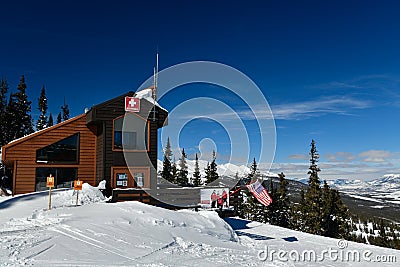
[152,52,159,122]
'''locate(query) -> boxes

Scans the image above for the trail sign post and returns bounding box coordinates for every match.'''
[47,174,55,210]
[74,180,83,206]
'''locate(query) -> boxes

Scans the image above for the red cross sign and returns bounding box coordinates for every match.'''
[125,97,140,112]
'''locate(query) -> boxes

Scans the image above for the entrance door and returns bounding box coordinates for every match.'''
[112,167,150,189]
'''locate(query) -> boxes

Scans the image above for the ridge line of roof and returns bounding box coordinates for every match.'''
[2,113,86,150]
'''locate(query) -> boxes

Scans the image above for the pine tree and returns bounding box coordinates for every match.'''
[303,139,323,235]
[48,113,54,127]
[247,157,258,183]
[57,112,62,124]
[321,180,333,236]
[376,219,390,247]
[0,77,9,146]
[176,148,188,186]
[263,179,277,224]
[61,97,69,121]
[192,153,202,186]
[291,187,307,231]
[275,172,290,228]
[171,157,178,184]
[293,140,350,238]
[7,75,34,141]
[36,85,48,131]
[204,162,211,184]
[161,137,173,183]
[207,150,219,184]
[242,158,265,222]
[4,95,14,144]
[243,187,262,221]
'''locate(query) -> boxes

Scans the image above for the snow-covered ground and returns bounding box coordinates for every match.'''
[1,184,399,266]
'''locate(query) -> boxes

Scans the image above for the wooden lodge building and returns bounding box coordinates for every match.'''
[1,90,168,200]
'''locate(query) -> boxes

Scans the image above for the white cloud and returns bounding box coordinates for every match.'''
[270,96,371,120]
[269,149,399,181]
[358,150,393,163]
[287,154,309,160]
[325,152,356,163]
[176,95,371,122]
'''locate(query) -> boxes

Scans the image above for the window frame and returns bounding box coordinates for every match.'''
[35,133,80,164]
[35,167,78,192]
[112,114,150,152]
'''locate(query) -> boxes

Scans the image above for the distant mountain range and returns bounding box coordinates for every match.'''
[157,159,400,222]
[324,174,400,205]
[157,160,400,203]
[157,159,278,182]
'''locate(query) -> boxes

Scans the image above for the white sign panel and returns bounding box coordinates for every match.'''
[200,188,229,209]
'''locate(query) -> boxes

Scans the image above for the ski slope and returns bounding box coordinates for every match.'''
[1,184,399,266]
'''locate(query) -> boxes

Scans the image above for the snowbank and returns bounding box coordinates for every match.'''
[51,181,107,208]
[0,195,243,266]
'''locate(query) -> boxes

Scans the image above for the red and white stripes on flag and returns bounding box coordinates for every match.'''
[245,180,273,206]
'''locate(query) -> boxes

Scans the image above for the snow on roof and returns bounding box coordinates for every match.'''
[134,88,167,112]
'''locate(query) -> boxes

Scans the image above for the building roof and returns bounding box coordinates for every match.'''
[1,114,86,162]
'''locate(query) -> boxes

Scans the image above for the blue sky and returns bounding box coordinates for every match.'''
[1,0,400,180]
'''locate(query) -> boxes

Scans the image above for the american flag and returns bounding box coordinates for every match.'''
[245,180,272,206]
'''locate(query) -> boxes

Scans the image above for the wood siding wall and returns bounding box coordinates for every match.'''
[95,123,105,185]
[87,94,166,189]
[2,115,97,194]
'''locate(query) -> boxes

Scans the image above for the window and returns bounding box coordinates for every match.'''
[36,133,79,163]
[116,173,128,187]
[35,167,77,191]
[113,115,148,150]
[134,172,144,187]
[114,131,137,150]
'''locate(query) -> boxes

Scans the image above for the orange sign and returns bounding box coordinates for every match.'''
[74,180,83,191]
[46,175,55,188]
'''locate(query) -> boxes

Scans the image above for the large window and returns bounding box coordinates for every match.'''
[36,133,79,163]
[113,115,148,150]
[35,167,77,191]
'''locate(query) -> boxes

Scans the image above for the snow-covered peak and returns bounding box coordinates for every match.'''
[368,174,400,188]
[157,159,278,181]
